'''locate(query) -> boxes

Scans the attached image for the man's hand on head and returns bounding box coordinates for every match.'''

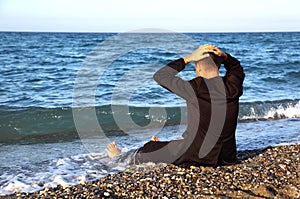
[201,44,228,61]
[184,44,210,64]
[184,44,228,64]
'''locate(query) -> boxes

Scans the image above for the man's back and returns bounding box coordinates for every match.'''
[131,46,245,166]
[154,53,245,166]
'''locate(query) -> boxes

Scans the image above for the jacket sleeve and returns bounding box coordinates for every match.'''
[153,58,197,101]
[223,53,245,99]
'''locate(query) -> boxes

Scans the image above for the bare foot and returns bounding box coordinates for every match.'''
[106,141,121,158]
[151,136,159,142]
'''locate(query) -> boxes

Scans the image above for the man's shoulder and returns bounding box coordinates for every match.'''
[188,76,203,86]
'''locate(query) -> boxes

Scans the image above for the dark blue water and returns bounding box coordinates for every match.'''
[0,32,299,194]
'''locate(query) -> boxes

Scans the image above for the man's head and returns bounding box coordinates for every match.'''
[195,53,223,78]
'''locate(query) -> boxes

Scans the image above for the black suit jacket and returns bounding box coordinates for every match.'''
[136,54,245,166]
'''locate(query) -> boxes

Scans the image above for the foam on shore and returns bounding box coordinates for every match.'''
[2,144,299,198]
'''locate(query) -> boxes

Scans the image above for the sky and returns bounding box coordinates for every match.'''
[0,0,299,32]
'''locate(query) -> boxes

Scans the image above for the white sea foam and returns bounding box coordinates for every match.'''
[241,100,300,120]
[0,136,136,196]
[0,152,130,195]
[264,100,300,119]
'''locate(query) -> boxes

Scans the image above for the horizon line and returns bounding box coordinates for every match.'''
[0,30,299,34]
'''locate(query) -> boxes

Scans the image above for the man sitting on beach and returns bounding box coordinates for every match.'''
[107,44,245,166]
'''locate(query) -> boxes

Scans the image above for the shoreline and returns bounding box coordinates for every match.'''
[1,144,299,198]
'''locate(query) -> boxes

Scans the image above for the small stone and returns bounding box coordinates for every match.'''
[152,186,158,192]
[107,183,113,188]
[103,192,110,196]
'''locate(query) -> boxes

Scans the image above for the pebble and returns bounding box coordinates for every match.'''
[103,192,110,197]
[1,144,300,199]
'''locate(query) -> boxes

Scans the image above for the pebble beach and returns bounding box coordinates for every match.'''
[1,144,299,199]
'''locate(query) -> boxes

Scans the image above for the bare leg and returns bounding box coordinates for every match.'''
[106,141,121,158]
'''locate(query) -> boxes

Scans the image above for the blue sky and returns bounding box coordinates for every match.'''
[0,0,299,32]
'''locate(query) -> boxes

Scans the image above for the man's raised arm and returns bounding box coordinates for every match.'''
[222,53,245,99]
[153,45,209,101]
[153,58,195,101]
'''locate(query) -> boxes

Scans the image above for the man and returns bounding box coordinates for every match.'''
[107,44,245,166]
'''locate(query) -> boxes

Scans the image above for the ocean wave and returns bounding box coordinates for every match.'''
[0,99,299,143]
[239,99,300,121]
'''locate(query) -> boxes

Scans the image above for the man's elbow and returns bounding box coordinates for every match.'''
[153,72,160,83]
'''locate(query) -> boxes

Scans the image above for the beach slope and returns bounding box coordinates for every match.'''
[2,144,299,199]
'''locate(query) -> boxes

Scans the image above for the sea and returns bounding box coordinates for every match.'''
[0,31,299,195]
